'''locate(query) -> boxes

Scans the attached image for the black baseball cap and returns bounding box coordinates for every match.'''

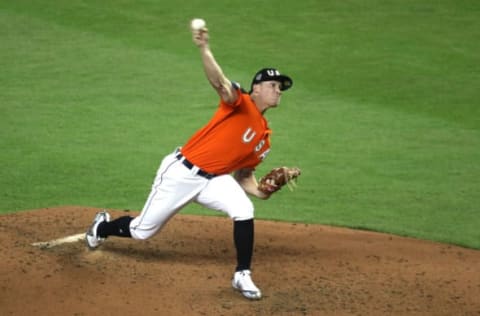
[250,68,293,92]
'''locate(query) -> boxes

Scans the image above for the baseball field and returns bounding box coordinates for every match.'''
[1,0,479,315]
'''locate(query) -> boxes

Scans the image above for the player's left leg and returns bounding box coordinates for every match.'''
[233,218,254,271]
[195,175,262,300]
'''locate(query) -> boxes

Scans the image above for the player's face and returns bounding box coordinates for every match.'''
[257,81,282,107]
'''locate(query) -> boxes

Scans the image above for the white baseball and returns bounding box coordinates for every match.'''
[190,18,206,31]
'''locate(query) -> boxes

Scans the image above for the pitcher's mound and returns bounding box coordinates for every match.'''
[0,206,479,315]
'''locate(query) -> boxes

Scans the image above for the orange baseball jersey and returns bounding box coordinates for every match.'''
[180,87,271,175]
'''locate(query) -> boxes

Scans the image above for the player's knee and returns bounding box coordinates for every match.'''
[230,199,254,221]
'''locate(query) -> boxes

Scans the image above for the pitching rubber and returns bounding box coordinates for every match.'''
[31,233,85,249]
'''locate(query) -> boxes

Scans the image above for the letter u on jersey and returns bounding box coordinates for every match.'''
[242,127,256,143]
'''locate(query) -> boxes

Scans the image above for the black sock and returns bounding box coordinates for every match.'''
[233,219,254,272]
[97,216,133,238]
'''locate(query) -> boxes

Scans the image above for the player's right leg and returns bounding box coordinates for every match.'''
[85,210,111,249]
[86,151,207,249]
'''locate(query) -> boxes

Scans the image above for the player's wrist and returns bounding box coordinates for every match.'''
[254,188,272,200]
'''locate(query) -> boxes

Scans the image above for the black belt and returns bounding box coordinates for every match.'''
[175,153,217,179]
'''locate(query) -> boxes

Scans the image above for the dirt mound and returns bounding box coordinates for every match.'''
[0,206,479,315]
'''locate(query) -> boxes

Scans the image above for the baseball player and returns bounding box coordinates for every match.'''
[86,20,293,300]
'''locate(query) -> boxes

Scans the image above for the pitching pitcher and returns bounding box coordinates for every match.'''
[86,19,300,300]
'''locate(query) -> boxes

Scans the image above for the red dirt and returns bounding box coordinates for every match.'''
[0,206,479,316]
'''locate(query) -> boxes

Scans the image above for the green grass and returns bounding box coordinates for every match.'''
[1,0,479,249]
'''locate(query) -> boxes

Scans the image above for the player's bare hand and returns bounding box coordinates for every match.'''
[192,28,209,47]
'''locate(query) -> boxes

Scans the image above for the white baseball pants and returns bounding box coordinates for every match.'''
[129,151,254,240]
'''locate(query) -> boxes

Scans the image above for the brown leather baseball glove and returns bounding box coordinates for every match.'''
[258,167,301,195]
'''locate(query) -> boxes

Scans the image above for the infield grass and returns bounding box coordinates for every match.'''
[1,0,479,248]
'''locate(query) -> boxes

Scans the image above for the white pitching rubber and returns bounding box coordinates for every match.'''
[32,233,85,249]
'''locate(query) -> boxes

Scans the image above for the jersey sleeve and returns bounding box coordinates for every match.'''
[220,81,244,108]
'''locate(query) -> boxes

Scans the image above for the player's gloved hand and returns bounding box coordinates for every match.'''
[257,166,301,195]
